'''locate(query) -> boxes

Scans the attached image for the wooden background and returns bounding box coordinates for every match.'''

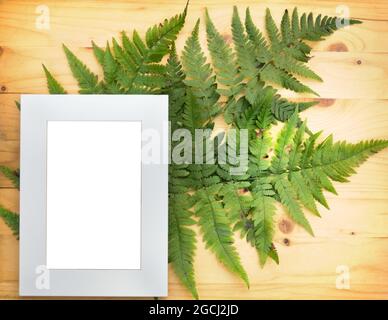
[0,0,388,299]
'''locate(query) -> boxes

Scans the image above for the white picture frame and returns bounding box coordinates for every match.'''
[19,94,169,297]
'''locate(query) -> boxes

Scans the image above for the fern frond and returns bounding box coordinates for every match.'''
[272,54,322,81]
[195,185,249,287]
[280,9,292,44]
[236,86,275,130]
[272,97,318,122]
[244,7,344,94]
[245,8,271,63]
[220,182,252,224]
[205,10,242,96]
[232,6,258,80]
[164,44,186,130]
[310,139,388,182]
[216,129,250,181]
[169,192,198,299]
[145,3,187,61]
[42,64,66,94]
[99,43,123,93]
[268,116,387,235]
[0,166,20,189]
[220,182,256,247]
[286,8,362,61]
[188,157,220,189]
[274,174,314,235]
[0,206,19,238]
[182,89,208,132]
[182,20,221,124]
[251,177,277,266]
[297,10,362,42]
[111,5,186,93]
[261,64,318,95]
[92,41,105,65]
[101,43,118,83]
[249,132,272,174]
[112,37,135,72]
[206,9,243,124]
[63,45,102,93]
[290,171,320,216]
[270,111,298,173]
[265,8,282,49]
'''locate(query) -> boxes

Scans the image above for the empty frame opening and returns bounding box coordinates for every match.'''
[46,121,142,270]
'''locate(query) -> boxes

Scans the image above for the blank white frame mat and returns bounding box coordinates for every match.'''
[19,94,168,296]
[46,121,142,270]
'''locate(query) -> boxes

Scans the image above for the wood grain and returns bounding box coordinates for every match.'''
[0,0,388,300]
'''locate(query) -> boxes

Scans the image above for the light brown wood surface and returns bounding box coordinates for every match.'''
[0,0,388,300]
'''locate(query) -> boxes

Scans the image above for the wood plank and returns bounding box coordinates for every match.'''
[0,93,19,186]
[1,188,388,299]
[279,52,388,99]
[0,189,19,300]
[0,45,387,99]
[1,95,388,192]
[1,1,387,52]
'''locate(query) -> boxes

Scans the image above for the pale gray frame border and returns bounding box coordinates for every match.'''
[19,94,168,297]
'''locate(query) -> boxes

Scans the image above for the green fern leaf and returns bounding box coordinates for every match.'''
[298,10,362,42]
[216,130,250,181]
[249,132,272,174]
[206,9,242,94]
[244,7,343,94]
[111,5,186,93]
[101,43,123,93]
[63,45,102,93]
[272,97,318,122]
[182,89,208,132]
[311,139,388,182]
[232,7,258,80]
[112,37,135,72]
[182,20,221,123]
[206,9,243,124]
[290,171,320,216]
[220,182,252,224]
[272,54,322,81]
[236,86,275,130]
[42,64,66,94]
[280,9,292,44]
[169,192,198,299]
[220,182,256,247]
[261,64,318,95]
[0,206,19,238]
[0,166,19,189]
[265,8,282,49]
[164,44,186,130]
[270,111,298,173]
[195,185,249,287]
[245,8,270,62]
[145,4,187,61]
[251,178,277,266]
[92,41,105,65]
[274,174,314,235]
